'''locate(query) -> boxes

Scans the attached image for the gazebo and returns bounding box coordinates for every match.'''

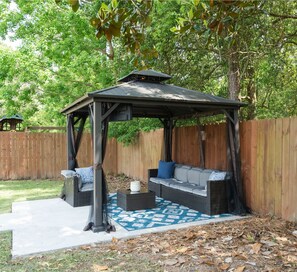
[61,70,246,232]
[0,114,23,131]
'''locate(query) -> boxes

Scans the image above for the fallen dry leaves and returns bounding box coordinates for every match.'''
[97,215,297,272]
[93,264,109,271]
[103,176,296,271]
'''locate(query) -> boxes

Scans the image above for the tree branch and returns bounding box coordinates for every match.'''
[267,12,297,20]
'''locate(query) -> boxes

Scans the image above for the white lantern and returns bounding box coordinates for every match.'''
[130,181,141,192]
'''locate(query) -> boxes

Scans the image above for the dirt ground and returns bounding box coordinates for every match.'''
[105,174,297,271]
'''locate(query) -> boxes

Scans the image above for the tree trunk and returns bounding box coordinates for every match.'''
[228,44,240,100]
[246,66,257,120]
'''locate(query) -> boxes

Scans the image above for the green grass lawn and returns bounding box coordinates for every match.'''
[0,179,63,214]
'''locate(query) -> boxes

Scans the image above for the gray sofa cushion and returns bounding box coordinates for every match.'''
[150,177,176,186]
[199,169,213,187]
[187,167,202,185]
[150,177,162,184]
[174,165,191,182]
[159,179,176,186]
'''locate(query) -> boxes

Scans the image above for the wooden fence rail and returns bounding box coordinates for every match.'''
[0,117,296,221]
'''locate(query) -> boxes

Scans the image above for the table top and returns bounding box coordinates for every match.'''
[117,189,155,196]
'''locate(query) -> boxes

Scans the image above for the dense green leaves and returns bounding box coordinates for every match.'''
[109,118,162,145]
[0,0,296,144]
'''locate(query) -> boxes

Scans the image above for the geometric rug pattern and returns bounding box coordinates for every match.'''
[108,194,231,231]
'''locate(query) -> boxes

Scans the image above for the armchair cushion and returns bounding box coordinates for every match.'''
[75,166,93,183]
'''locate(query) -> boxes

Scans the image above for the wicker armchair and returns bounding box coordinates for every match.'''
[63,175,93,207]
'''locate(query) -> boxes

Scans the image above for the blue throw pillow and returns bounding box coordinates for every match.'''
[75,166,93,184]
[157,160,175,179]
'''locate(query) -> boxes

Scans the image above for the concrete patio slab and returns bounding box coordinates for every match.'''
[0,198,243,257]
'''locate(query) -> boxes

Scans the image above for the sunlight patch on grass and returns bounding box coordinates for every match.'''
[0,180,63,214]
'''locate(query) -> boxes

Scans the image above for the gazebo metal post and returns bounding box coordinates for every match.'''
[92,101,104,232]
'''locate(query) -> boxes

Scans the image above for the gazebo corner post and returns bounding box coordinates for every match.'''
[92,101,105,232]
[226,109,246,215]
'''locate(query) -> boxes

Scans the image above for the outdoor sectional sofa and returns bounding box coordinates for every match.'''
[148,164,230,215]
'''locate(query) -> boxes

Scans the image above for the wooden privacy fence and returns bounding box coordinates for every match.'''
[0,117,296,221]
[0,132,92,180]
[240,118,297,222]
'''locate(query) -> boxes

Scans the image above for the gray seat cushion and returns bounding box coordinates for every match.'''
[192,188,207,197]
[159,179,176,186]
[80,183,93,192]
[150,177,163,184]
[150,177,176,186]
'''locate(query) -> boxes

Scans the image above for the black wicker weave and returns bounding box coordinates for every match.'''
[63,176,93,207]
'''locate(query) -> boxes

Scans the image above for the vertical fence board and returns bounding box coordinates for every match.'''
[289,119,297,221]
[282,118,297,221]
[256,120,264,213]
[250,120,258,212]
[274,119,283,217]
[266,119,276,215]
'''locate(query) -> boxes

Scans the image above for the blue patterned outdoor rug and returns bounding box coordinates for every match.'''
[108,194,231,231]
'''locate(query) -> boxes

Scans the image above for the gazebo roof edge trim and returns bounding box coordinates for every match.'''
[91,94,245,107]
[60,94,92,114]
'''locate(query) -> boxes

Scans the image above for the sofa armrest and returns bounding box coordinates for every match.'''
[206,179,227,196]
[148,168,158,180]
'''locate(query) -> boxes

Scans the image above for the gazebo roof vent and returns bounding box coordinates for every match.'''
[118,69,171,83]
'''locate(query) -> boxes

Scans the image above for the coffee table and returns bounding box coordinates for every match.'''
[117,189,156,211]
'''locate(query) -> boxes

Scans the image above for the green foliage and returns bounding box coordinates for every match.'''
[0,0,296,142]
[57,0,155,61]
[109,118,162,146]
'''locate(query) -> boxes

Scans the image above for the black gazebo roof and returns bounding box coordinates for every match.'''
[61,70,245,118]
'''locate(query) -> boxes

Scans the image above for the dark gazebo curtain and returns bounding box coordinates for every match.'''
[226,110,246,215]
[196,120,206,169]
[84,103,115,232]
[163,118,174,162]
